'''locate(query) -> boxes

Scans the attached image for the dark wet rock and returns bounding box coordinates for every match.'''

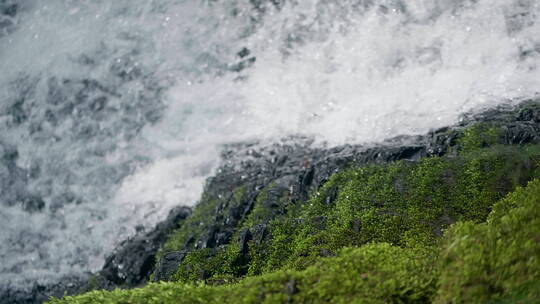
[152,251,189,282]
[517,107,540,122]
[284,278,298,303]
[312,216,327,230]
[199,225,218,249]
[252,223,269,246]
[238,229,252,254]
[93,206,192,290]
[351,218,362,233]
[323,185,339,205]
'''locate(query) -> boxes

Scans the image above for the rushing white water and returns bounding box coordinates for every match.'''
[0,0,539,288]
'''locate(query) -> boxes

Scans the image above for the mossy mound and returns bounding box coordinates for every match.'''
[436,178,540,303]
[49,243,435,304]
[49,177,540,303]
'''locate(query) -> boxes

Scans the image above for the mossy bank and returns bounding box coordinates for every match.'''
[49,101,540,303]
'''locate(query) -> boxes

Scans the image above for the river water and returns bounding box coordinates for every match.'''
[1,0,539,289]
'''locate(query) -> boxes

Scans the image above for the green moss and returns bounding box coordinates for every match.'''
[157,194,219,258]
[457,122,501,153]
[253,145,540,273]
[169,143,540,284]
[158,185,248,259]
[49,146,540,304]
[161,142,540,287]
[49,243,436,304]
[49,282,217,304]
[49,176,540,304]
[172,243,247,284]
[242,183,273,229]
[244,181,294,229]
[238,243,437,304]
[159,106,538,269]
[247,219,298,276]
[168,179,300,281]
[435,179,540,303]
[83,274,100,292]
[172,249,214,283]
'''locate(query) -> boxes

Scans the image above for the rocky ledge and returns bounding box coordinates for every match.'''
[5,99,540,303]
[150,99,540,283]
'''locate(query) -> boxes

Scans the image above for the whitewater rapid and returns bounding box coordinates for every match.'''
[1,0,539,288]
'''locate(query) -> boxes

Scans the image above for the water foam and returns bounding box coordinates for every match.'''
[0,0,539,288]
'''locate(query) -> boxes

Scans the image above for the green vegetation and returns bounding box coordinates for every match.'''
[171,243,246,284]
[456,122,501,153]
[242,181,291,230]
[50,243,436,304]
[48,177,540,303]
[187,144,540,279]
[258,148,536,274]
[48,121,540,303]
[158,185,248,258]
[436,178,540,303]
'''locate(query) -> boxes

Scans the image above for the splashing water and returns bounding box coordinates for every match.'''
[0,0,539,288]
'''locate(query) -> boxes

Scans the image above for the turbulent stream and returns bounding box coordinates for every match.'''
[1,0,539,290]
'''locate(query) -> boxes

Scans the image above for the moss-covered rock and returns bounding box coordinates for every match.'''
[154,101,540,284]
[48,177,540,303]
[151,143,540,287]
[155,104,540,281]
[435,179,540,303]
[49,243,437,304]
[158,184,248,257]
[46,101,540,302]
[246,145,540,275]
